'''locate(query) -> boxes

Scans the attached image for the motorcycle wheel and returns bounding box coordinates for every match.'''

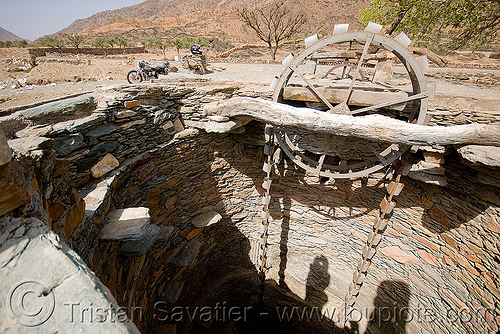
[197,63,206,75]
[127,70,143,84]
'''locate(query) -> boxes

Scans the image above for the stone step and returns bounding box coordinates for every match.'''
[82,175,116,225]
[100,207,150,241]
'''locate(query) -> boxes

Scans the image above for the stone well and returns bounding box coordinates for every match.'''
[1,83,499,334]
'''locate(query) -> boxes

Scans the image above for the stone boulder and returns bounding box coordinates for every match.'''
[91,153,120,178]
[0,217,139,333]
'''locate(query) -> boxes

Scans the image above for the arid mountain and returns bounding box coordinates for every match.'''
[55,0,371,44]
[0,27,25,42]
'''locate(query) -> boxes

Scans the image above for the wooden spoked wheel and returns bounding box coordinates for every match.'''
[272,31,430,179]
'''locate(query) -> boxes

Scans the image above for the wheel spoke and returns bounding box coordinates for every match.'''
[343,34,374,108]
[315,138,332,177]
[350,91,428,115]
[363,140,390,166]
[289,64,336,112]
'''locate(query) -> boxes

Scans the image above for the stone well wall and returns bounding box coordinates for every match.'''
[0,83,499,333]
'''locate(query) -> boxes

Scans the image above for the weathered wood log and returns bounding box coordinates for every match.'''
[408,47,446,67]
[205,97,500,147]
[311,51,357,59]
[283,86,407,111]
[311,51,395,61]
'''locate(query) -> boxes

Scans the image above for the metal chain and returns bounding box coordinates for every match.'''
[344,158,412,324]
[257,124,275,307]
[258,124,413,320]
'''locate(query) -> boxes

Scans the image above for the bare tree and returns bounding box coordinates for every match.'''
[240,1,307,61]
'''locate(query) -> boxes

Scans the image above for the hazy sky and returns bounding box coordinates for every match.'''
[0,0,146,41]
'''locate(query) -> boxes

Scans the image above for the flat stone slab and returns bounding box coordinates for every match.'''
[380,246,419,264]
[0,161,27,216]
[13,95,96,122]
[8,136,53,155]
[410,161,445,175]
[0,217,139,333]
[100,207,150,241]
[161,280,185,304]
[408,170,448,187]
[172,239,201,267]
[0,130,12,166]
[457,145,500,168]
[54,133,86,157]
[120,224,160,257]
[184,119,248,133]
[85,124,119,142]
[191,210,222,228]
[83,176,116,223]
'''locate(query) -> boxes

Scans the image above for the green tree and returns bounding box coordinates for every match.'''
[90,39,106,48]
[360,0,500,49]
[0,41,4,48]
[239,0,307,60]
[4,41,12,48]
[172,38,183,56]
[91,39,107,55]
[139,39,153,47]
[41,37,66,52]
[113,35,128,50]
[18,40,28,48]
[105,38,115,48]
[194,36,208,47]
[182,36,195,48]
[64,33,86,54]
[153,39,169,59]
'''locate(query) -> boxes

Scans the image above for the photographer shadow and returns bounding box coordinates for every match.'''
[365,280,411,334]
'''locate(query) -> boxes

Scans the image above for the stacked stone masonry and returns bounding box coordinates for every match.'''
[0,82,499,333]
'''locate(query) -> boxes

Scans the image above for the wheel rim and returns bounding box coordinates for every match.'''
[272,31,429,179]
[128,70,142,84]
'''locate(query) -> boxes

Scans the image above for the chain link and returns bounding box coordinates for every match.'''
[257,124,275,307]
[343,158,412,324]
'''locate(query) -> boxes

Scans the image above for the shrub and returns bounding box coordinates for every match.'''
[29,54,37,68]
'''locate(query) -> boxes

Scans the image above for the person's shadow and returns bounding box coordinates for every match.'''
[305,255,330,310]
[365,280,411,334]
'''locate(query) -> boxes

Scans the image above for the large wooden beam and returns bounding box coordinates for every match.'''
[204,97,500,147]
[311,51,395,60]
[283,86,408,111]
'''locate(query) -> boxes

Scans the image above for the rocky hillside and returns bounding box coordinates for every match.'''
[0,27,25,42]
[56,0,371,43]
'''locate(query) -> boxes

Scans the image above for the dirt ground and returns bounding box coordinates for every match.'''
[0,46,499,114]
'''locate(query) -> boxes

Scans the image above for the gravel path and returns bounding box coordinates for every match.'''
[0,58,499,113]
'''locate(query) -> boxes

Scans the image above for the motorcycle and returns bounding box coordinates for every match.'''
[127,60,172,84]
[181,54,207,75]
